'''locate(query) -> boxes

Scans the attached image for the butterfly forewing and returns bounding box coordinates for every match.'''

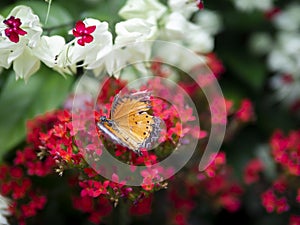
[110,91,151,120]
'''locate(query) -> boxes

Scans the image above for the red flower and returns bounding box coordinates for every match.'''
[219,192,241,212]
[261,189,277,213]
[204,152,226,178]
[264,7,281,20]
[290,215,300,225]
[130,195,153,215]
[270,130,300,176]
[3,16,27,43]
[243,158,264,184]
[72,20,96,46]
[141,168,160,191]
[206,53,225,78]
[196,0,204,10]
[235,99,255,122]
[297,189,300,203]
[261,189,290,213]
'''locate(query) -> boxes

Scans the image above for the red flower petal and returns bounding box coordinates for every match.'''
[77,38,85,46]
[8,32,20,43]
[74,21,86,33]
[17,28,27,36]
[83,34,93,43]
[86,25,96,34]
[72,29,80,37]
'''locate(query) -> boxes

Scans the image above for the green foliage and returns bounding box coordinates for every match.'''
[0,67,74,160]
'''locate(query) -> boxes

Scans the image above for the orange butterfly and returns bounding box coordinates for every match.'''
[97,90,162,155]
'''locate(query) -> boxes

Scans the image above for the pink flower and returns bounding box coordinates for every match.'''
[72,20,96,46]
[141,168,160,191]
[3,16,27,43]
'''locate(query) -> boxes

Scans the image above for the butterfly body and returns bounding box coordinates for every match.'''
[97,91,161,155]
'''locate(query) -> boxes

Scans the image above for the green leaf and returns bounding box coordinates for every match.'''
[0,67,74,161]
[222,52,267,91]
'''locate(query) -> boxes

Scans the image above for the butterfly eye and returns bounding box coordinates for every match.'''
[100,116,107,122]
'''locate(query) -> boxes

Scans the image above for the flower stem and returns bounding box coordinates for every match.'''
[112,200,131,225]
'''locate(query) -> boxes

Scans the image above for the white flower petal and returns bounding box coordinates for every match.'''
[115,18,158,45]
[119,0,167,21]
[13,47,40,80]
[0,195,10,225]
[162,12,188,39]
[194,10,222,35]
[185,29,214,53]
[33,35,66,67]
[168,0,198,18]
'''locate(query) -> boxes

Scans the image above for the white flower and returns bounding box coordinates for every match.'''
[32,35,74,75]
[270,73,300,107]
[162,12,189,39]
[273,3,300,32]
[118,0,167,21]
[161,12,213,53]
[184,28,214,53]
[0,195,10,225]
[115,18,158,45]
[168,0,198,18]
[249,32,273,54]
[0,5,42,80]
[194,10,222,35]
[102,18,158,77]
[232,0,274,12]
[267,32,300,76]
[66,18,113,71]
[153,40,207,72]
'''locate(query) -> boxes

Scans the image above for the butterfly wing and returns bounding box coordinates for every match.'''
[97,120,141,152]
[110,90,151,121]
[106,90,162,152]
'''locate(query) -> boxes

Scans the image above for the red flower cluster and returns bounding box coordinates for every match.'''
[270,130,300,176]
[290,215,300,225]
[0,112,61,224]
[242,129,300,221]
[166,152,243,225]
[3,16,27,43]
[1,163,48,225]
[243,158,264,184]
[73,195,112,224]
[261,178,289,214]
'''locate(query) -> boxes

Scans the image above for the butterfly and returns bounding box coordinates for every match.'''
[97,90,162,155]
